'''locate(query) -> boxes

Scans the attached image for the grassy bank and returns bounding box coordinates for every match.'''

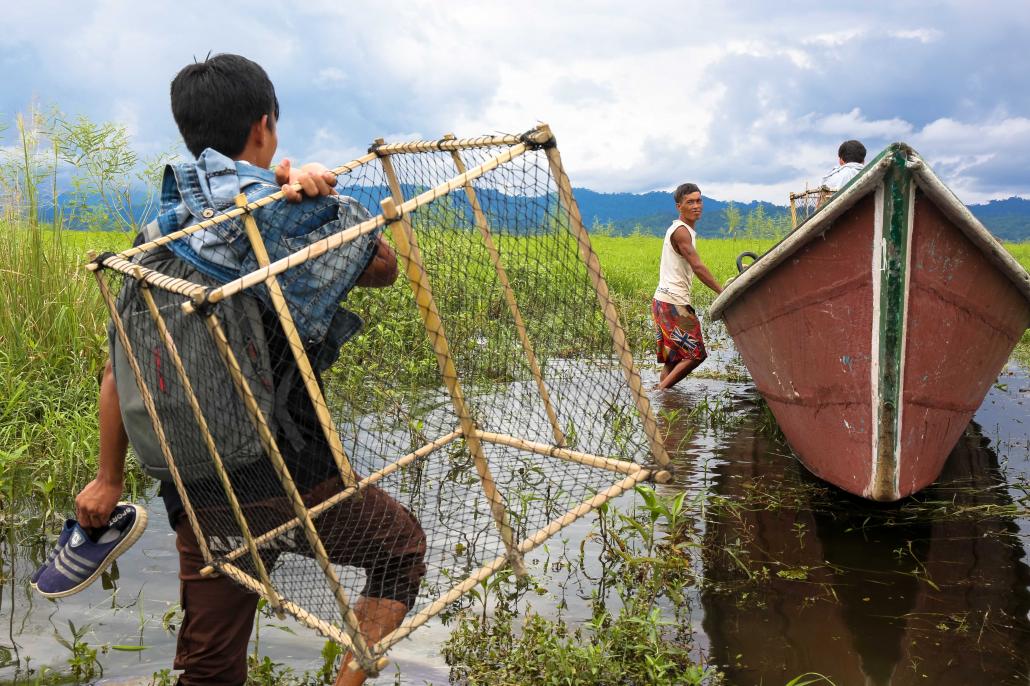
[1,222,1027,511]
[0,224,138,523]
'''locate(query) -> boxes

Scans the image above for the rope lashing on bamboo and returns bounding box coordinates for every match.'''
[88,252,211,300]
[519,128,557,150]
[367,129,551,155]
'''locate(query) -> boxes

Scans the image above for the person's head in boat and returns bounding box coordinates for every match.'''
[170,53,281,166]
[837,139,866,166]
[673,183,703,227]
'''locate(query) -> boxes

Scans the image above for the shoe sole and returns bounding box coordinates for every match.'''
[38,507,149,599]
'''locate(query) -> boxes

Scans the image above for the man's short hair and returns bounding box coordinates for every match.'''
[838,140,866,164]
[171,54,280,158]
[673,183,701,204]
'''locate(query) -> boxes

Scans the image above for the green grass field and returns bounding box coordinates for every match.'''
[0,222,1026,510]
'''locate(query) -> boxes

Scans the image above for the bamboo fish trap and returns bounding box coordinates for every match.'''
[790,186,835,229]
[88,124,670,676]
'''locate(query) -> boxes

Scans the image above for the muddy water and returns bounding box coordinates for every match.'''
[661,368,1030,685]
[1,362,1027,684]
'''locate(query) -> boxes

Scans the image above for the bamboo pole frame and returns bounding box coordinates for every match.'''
[91,269,213,565]
[91,253,208,300]
[443,133,566,447]
[376,149,528,578]
[233,194,359,489]
[371,129,551,155]
[377,467,652,652]
[200,139,537,307]
[199,429,463,574]
[539,125,671,472]
[137,282,285,616]
[473,430,642,477]
[115,130,551,265]
[213,560,358,655]
[200,308,377,672]
[92,124,672,676]
[789,187,835,229]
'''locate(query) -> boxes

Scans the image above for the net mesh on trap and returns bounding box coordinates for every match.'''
[90,125,670,674]
[789,187,835,228]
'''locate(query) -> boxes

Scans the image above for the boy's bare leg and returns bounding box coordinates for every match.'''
[335,597,407,686]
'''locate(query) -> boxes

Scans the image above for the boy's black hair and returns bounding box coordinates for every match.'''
[170,53,280,158]
[838,139,866,164]
[673,183,701,204]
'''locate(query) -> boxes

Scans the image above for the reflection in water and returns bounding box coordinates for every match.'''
[655,387,1030,685]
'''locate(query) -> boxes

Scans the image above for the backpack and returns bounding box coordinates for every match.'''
[112,222,277,483]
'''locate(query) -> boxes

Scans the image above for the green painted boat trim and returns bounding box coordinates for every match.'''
[871,147,913,500]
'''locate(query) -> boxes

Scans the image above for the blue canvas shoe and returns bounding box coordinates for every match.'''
[29,519,76,589]
[35,503,147,599]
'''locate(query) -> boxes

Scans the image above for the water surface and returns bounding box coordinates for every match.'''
[1,363,1027,684]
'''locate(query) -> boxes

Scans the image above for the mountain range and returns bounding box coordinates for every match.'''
[44,187,1030,242]
[573,189,1030,242]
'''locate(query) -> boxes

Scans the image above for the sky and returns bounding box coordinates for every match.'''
[2,0,1029,204]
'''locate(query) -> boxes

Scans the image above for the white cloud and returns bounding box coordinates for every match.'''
[314,68,348,90]
[889,28,943,43]
[808,108,914,140]
[2,1,1029,204]
[802,29,866,47]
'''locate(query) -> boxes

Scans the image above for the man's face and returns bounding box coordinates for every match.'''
[677,191,703,223]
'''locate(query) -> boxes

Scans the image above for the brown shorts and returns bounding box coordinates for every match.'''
[173,479,426,686]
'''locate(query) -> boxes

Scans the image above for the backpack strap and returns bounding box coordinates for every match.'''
[141,220,161,244]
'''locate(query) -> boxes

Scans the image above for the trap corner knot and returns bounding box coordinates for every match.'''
[90,251,118,270]
[520,129,556,150]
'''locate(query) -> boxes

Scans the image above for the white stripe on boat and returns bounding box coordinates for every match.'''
[869,182,885,498]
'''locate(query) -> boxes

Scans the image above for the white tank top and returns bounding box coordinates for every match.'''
[654,219,696,305]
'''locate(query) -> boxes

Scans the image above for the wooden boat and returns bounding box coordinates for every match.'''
[709,143,1030,500]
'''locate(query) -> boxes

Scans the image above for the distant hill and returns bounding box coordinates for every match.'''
[573,188,788,238]
[573,188,1030,242]
[966,197,1030,242]
[40,185,1030,242]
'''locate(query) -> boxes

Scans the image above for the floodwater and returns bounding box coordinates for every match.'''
[1,360,1028,685]
[663,369,1030,685]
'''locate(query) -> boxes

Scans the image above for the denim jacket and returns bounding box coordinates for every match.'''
[157,148,380,370]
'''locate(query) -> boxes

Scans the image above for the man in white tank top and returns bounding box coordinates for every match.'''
[652,183,724,389]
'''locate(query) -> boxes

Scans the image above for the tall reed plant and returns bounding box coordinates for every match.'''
[0,219,142,515]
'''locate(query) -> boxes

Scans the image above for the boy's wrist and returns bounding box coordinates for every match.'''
[97,472,124,488]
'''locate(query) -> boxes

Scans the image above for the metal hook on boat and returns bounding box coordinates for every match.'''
[736,251,759,273]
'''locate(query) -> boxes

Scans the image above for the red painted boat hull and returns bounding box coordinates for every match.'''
[711,145,1030,500]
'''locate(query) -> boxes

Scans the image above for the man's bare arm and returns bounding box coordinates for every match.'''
[76,360,127,528]
[356,238,398,287]
[671,227,723,295]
